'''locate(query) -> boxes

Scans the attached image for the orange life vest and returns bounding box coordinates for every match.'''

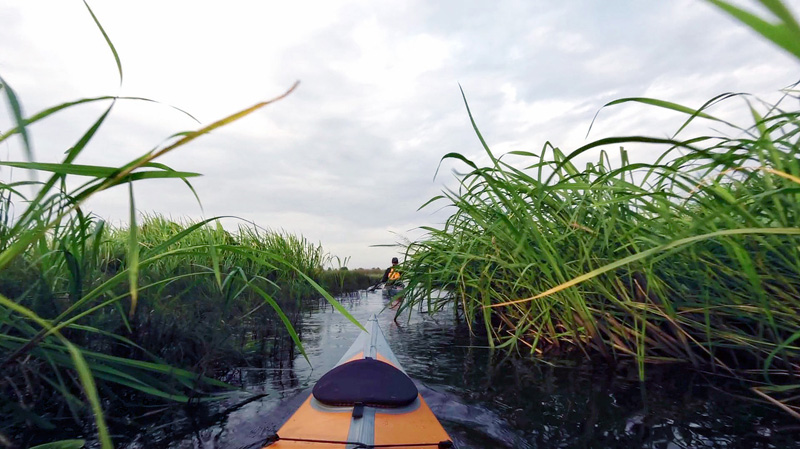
[388,267,400,281]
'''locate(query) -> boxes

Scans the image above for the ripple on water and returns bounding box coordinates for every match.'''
[126,291,800,449]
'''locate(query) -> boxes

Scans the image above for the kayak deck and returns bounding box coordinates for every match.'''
[264,316,454,449]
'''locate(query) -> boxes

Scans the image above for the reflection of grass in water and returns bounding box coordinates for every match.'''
[0,4,361,448]
[401,0,800,419]
[440,351,800,449]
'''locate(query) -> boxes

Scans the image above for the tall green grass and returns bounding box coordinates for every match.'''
[1,210,364,446]
[0,3,360,447]
[401,0,800,418]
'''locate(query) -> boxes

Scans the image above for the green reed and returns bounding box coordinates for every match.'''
[401,0,800,418]
[0,3,359,447]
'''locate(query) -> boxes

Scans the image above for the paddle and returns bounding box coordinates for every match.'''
[367,281,383,292]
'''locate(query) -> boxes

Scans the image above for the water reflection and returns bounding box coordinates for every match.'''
[127,290,800,449]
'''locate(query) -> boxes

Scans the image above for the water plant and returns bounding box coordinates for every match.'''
[0,3,361,447]
[401,0,800,418]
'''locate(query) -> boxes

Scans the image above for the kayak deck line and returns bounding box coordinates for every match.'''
[267,434,455,449]
[264,315,456,449]
[265,434,454,448]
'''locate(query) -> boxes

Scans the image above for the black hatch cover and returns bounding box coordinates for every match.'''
[312,357,418,407]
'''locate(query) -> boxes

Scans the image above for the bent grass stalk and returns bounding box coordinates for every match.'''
[0,3,358,448]
[402,0,800,418]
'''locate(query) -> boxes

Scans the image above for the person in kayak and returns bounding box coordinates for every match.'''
[367,257,402,293]
[381,257,401,285]
[380,257,404,308]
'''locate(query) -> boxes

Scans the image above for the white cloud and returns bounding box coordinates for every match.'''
[2,0,799,269]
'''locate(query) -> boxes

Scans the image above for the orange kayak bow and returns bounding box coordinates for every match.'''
[263,315,455,449]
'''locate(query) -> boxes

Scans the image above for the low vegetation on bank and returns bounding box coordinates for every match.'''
[401,0,800,419]
[0,4,369,446]
[0,210,371,446]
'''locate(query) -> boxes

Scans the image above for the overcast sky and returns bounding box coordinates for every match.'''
[1,1,798,269]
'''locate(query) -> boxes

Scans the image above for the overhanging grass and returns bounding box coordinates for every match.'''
[0,3,360,447]
[401,0,800,419]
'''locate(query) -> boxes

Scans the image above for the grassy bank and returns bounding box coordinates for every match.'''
[0,210,372,447]
[0,3,365,446]
[401,0,800,418]
[319,267,383,296]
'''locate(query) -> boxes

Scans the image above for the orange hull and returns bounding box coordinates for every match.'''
[264,316,454,449]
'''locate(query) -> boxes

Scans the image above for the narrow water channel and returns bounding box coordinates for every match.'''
[127,290,800,449]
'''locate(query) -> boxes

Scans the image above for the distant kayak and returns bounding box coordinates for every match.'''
[263,315,455,448]
[382,282,404,299]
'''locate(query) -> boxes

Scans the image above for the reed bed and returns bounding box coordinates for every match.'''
[0,210,360,447]
[401,0,800,418]
[0,3,360,447]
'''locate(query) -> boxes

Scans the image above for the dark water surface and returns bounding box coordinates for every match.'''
[126,291,800,449]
